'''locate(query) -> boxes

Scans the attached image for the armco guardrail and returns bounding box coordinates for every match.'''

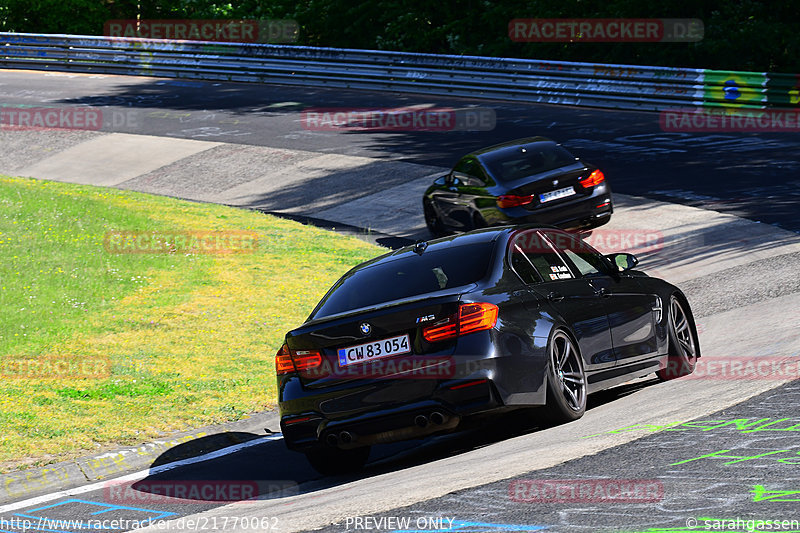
[1,32,797,112]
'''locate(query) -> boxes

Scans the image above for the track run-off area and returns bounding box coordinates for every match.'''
[1,69,799,533]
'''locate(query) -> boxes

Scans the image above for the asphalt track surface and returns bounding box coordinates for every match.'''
[311,379,800,533]
[5,383,800,533]
[0,69,799,533]
[1,69,799,233]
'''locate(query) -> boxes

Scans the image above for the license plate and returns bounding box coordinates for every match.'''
[337,334,411,368]
[539,186,576,203]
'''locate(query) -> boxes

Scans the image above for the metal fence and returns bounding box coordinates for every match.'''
[1,32,796,111]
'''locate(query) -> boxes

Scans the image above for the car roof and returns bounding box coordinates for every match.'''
[360,225,566,271]
[346,229,498,273]
[383,228,504,262]
[466,137,557,158]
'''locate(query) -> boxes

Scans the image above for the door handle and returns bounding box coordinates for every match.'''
[593,287,610,298]
[547,292,564,302]
[512,289,534,298]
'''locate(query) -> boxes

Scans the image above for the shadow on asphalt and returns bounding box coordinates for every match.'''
[258,210,414,250]
[132,376,659,504]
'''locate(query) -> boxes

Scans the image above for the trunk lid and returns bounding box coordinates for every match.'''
[286,293,465,388]
[501,163,596,210]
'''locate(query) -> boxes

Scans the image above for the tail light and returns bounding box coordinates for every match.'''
[422,319,458,343]
[579,169,605,188]
[497,194,535,209]
[423,302,499,343]
[293,350,323,370]
[275,343,322,375]
[459,302,499,334]
[275,344,295,375]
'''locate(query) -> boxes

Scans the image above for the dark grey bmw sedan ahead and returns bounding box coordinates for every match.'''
[276,226,698,475]
[423,137,613,236]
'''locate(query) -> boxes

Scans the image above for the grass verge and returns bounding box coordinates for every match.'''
[0,175,381,472]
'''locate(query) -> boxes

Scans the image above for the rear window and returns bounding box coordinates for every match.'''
[311,242,495,319]
[482,144,576,183]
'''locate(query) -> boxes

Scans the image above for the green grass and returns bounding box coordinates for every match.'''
[0,175,381,471]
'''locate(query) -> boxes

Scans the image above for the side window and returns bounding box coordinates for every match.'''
[474,159,494,186]
[510,242,541,284]
[562,248,603,277]
[509,231,572,284]
[453,157,476,176]
[452,157,484,184]
[543,231,609,278]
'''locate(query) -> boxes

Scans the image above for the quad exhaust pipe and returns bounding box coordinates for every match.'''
[415,411,446,428]
[325,411,450,448]
[325,431,355,447]
[430,411,445,425]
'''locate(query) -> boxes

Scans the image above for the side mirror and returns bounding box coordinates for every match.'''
[447,172,466,187]
[605,252,639,272]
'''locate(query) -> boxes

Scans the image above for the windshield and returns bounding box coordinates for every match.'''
[482,143,578,183]
[311,242,495,319]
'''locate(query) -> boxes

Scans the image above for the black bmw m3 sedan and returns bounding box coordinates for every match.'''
[276,226,699,475]
[423,137,613,235]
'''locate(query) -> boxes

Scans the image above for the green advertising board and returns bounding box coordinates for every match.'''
[765,73,800,107]
[703,70,766,109]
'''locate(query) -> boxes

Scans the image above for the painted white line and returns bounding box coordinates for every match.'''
[0,434,283,513]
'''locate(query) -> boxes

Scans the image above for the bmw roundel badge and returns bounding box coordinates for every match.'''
[360,323,372,336]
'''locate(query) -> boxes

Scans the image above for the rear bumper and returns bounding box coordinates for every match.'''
[279,331,549,451]
[494,185,613,231]
[280,377,502,451]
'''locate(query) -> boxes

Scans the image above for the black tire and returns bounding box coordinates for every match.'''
[423,199,445,237]
[304,446,371,476]
[543,329,587,423]
[657,295,699,381]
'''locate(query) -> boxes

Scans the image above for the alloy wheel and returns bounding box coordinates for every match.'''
[550,331,586,412]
